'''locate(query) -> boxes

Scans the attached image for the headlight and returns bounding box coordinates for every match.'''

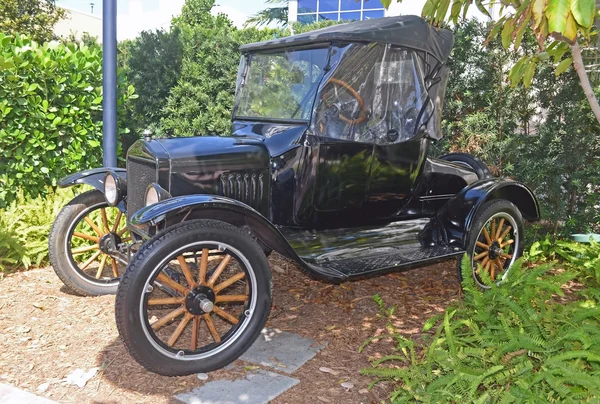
[145,183,171,207]
[104,173,120,206]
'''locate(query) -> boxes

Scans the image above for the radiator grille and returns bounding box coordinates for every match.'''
[219,173,264,209]
[126,158,157,219]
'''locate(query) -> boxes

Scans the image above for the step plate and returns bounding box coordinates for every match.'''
[320,245,462,277]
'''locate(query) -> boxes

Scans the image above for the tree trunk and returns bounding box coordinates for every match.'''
[571,41,600,125]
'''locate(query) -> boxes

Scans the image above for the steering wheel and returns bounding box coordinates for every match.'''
[323,78,369,125]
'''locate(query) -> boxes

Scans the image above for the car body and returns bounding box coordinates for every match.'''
[52,16,539,375]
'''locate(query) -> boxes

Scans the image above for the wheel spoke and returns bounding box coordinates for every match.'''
[121,236,132,242]
[151,306,186,330]
[484,260,492,278]
[495,218,505,239]
[177,256,196,288]
[80,251,102,270]
[199,248,209,285]
[204,314,221,343]
[502,239,515,248]
[215,294,248,303]
[498,226,512,242]
[477,256,490,273]
[490,262,496,280]
[474,250,488,261]
[71,244,99,255]
[73,232,99,243]
[490,219,496,244]
[167,313,193,347]
[95,254,108,279]
[112,211,123,233]
[148,297,185,305]
[502,253,513,259]
[476,241,489,250]
[213,306,239,325]
[156,273,189,295]
[207,255,232,286]
[84,216,104,237]
[191,316,200,350]
[100,208,110,233]
[117,227,128,237]
[213,272,245,294]
[482,227,492,245]
[110,258,119,278]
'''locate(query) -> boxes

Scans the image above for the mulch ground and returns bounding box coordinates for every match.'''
[0,254,460,403]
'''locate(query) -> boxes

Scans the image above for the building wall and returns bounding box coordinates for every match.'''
[54,7,103,42]
[289,0,498,23]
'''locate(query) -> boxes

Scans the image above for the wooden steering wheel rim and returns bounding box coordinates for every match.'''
[324,78,368,125]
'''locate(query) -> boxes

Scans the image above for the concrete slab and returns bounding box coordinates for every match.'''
[240,329,326,374]
[0,383,56,404]
[175,370,299,404]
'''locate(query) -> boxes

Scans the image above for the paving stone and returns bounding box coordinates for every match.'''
[175,370,299,404]
[240,329,326,374]
[0,383,56,404]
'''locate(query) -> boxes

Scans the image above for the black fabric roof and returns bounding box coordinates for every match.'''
[240,16,454,63]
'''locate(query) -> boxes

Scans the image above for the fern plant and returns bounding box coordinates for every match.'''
[0,188,77,272]
[362,255,600,402]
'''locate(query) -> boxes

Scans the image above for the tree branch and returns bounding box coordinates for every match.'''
[571,40,600,125]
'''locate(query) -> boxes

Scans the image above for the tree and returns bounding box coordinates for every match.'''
[0,0,66,43]
[389,0,600,125]
[246,0,289,27]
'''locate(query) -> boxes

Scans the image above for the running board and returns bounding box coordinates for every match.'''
[279,219,464,279]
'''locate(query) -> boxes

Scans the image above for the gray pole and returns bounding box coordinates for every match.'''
[102,0,117,167]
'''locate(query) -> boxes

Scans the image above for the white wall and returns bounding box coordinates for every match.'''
[54,7,103,42]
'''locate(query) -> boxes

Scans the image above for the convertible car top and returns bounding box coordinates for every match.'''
[240,15,455,63]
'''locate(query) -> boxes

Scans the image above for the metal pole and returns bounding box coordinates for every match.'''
[102,0,117,167]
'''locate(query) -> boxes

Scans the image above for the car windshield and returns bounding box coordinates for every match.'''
[234,47,330,121]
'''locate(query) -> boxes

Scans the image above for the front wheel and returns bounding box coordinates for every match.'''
[115,219,272,376]
[460,200,524,289]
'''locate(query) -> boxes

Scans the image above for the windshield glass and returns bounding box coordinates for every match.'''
[234,47,330,121]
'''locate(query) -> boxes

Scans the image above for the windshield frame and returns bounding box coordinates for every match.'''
[233,43,333,124]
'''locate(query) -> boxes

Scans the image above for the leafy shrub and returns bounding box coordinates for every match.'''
[0,34,136,207]
[362,256,600,402]
[0,187,77,272]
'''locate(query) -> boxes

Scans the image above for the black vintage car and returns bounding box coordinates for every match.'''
[50,16,539,376]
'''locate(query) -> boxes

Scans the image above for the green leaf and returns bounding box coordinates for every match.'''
[564,11,578,40]
[533,0,548,29]
[547,0,572,34]
[475,0,492,18]
[502,20,516,49]
[381,0,392,8]
[523,60,537,87]
[555,57,573,75]
[571,0,595,28]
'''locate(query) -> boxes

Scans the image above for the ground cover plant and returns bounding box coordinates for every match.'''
[362,254,600,402]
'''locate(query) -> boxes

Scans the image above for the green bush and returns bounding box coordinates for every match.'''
[362,256,600,402]
[0,187,77,271]
[0,33,136,207]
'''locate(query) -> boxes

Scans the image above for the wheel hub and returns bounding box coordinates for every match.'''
[99,232,122,254]
[488,242,503,260]
[185,286,216,315]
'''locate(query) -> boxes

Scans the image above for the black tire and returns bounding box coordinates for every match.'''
[49,190,128,296]
[440,152,492,180]
[115,219,272,376]
[459,199,524,289]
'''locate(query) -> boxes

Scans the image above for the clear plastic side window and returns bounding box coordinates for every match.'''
[313,44,433,145]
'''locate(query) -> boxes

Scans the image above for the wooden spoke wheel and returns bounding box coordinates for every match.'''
[49,190,131,296]
[115,219,272,376]
[464,200,523,289]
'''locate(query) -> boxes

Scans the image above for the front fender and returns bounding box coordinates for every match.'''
[58,167,126,192]
[422,178,540,248]
[129,194,347,282]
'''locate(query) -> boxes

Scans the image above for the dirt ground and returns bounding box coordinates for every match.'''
[0,254,460,403]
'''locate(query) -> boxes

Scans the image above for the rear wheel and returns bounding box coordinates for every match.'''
[461,200,523,289]
[115,219,272,376]
[49,190,130,296]
[440,152,492,180]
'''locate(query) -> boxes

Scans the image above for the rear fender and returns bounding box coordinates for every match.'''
[129,195,346,281]
[421,178,540,249]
